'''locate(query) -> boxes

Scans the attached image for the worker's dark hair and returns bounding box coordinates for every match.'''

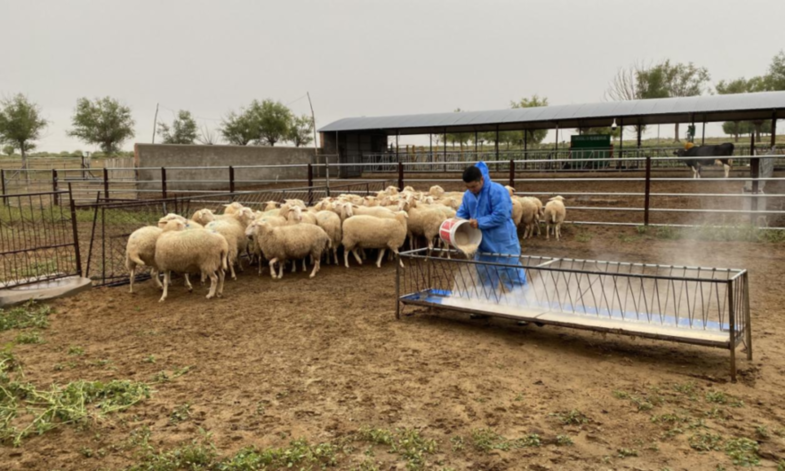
[462,165,483,183]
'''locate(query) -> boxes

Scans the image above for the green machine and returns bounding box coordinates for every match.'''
[569,134,612,169]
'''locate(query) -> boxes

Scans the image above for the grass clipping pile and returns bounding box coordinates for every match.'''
[0,303,150,447]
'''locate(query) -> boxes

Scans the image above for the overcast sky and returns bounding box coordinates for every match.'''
[1,0,783,152]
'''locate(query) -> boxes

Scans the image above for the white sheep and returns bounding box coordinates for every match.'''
[405,199,448,252]
[154,220,228,302]
[315,210,342,265]
[518,197,540,239]
[544,196,566,241]
[125,226,163,293]
[196,208,254,279]
[428,185,445,198]
[246,220,330,279]
[157,213,203,230]
[222,202,246,216]
[342,212,408,268]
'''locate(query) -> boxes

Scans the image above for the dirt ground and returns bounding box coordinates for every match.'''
[1,225,784,470]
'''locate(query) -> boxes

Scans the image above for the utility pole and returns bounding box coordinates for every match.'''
[151,103,159,143]
[307,92,318,151]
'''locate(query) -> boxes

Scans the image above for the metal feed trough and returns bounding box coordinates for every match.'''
[396,249,751,379]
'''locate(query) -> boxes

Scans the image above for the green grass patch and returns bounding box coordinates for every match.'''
[689,432,723,452]
[14,330,43,344]
[354,427,437,469]
[552,409,590,426]
[725,437,760,467]
[0,302,51,332]
[170,403,192,425]
[470,428,541,453]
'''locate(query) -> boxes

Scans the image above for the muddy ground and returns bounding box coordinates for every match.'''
[1,224,784,470]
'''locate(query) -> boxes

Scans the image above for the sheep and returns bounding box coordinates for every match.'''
[504,185,516,197]
[518,197,540,239]
[245,214,287,271]
[125,226,163,294]
[544,196,566,241]
[279,204,317,225]
[342,212,408,268]
[429,185,445,198]
[222,202,246,216]
[157,214,203,230]
[340,203,397,220]
[284,198,307,209]
[315,210,342,265]
[263,201,280,211]
[511,197,523,227]
[246,220,330,279]
[154,220,228,302]
[405,200,447,252]
[197,208,254,279]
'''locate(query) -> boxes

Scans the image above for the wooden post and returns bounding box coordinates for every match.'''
[307,163,313,205]
[103,167,109,201]
[1,169,6,206]
[68,183,82,277]
[397,162,404,191]
[52,169,59,205]
[750,129,759,222]
[161,167,167,199]
[509,160,515,188]
[644,156,652,226]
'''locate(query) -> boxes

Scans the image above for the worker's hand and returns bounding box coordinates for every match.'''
[469,219,479,229]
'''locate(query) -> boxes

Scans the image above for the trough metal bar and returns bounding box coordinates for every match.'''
[743,272,752,361]
[516,191,780,198]
[564,220,785,231]
[399,299,731,349]
[401,249,744,274]
[399,256,734,283]
[565,206,785,215]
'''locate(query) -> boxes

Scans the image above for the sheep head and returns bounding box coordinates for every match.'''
[162,219,186,232]
[192,208,215,226]
[223,202,245,215]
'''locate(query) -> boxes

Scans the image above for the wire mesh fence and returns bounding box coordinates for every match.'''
[0,189,82,289]
[397,249,751,377]
[83,180,394,287]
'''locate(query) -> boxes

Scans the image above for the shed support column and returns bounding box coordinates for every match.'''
[495,126,499,162]
[395,132,399,163]
[618,119,624,169]
[750,128,759,223]
[701,121,706,145]
[555,124,559,153]
[474,130,478,157]
[772,116,777,149]
[429,133,433,162]
[443,128,447,160]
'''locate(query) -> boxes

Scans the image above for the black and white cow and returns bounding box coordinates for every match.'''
[673,143,734,179]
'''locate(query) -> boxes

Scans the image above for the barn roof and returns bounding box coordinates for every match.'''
[319,91,785,135]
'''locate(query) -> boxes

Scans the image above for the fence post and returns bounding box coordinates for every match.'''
[644,156,652,226]
[397,162,404,191]
[307,163,313,205]
[1,169,6,207]
[52,169,59,206]
[229,166,235,196]
[509,160,515,188]
[67,183,83,277]
[161,167,167,199]
[102,167,109,201]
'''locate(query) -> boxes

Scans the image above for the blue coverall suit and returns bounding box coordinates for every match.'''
[456,162,525,293]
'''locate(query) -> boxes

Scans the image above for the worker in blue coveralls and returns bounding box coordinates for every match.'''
[456,162,526,306]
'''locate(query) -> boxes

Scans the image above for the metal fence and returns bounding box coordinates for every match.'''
[83,180,394,286]
[360,145,783,173]
[396,248,751,378]
[0,188,82,289]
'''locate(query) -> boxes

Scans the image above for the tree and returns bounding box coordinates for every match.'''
[0,94,48,173]
[286,115,314,147]
[2,145,15,156]
[197,124,219,145]
[68,97,135,154]
[716,77,772,141]
[220,110,257,146]
[511,95,549,145]
[768,50,785,90]
[640,61,710,142]
[250,99,292,146]
[157,110,198,144]
[604,64,648,136]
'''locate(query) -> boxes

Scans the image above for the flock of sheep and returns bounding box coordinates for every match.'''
[124,185,567,302]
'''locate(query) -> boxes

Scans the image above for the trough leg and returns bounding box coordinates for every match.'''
[730,345,737,382]
[744,273,753,361]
